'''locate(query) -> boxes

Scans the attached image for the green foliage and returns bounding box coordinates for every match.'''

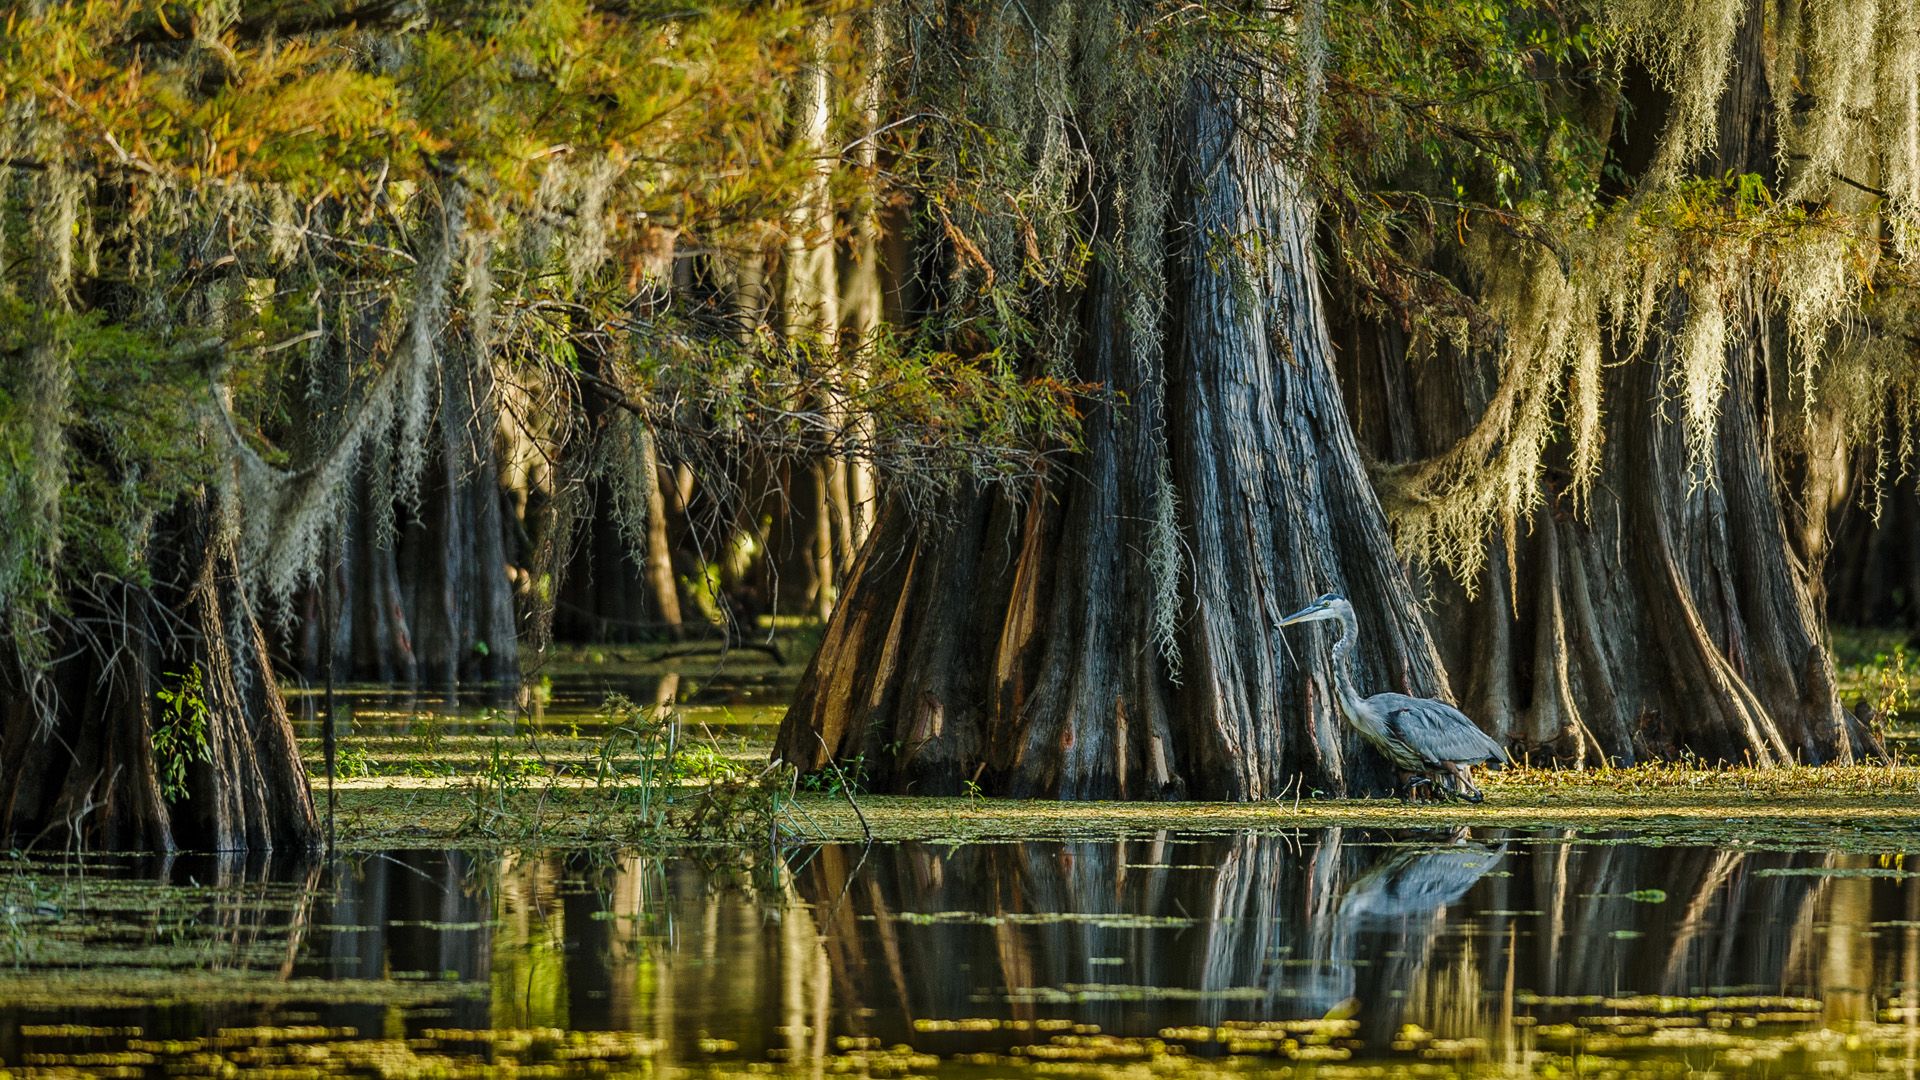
[152,665,213,803]
[801,753,869,798]
[334,741,374,781]
[0,297,213,620]
[457,736,547,840]
[0,0,1087,687]
[589,693,767,834]
[1853,647,1912,754]
[672,761,795,847]
[592,693,680,833]
[0,2,816,215]
[434,694,798,845]
[1318,0,1612,334]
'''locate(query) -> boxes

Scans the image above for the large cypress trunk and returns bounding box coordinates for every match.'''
[1348,317,1849,765]
[1339,2,1853,766]
[1576,9,1849,764]
[776,53,1448,798]
[1570,318,1846,764]
[1,491,320,853]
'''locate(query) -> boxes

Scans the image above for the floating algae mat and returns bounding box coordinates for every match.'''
[6,829,1920,1077]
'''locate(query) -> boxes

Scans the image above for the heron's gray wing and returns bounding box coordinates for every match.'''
[1367,693,1507,766]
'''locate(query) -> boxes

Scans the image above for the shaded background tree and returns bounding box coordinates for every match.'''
[0,1,1072,852]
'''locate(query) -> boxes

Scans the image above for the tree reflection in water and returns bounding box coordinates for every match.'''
[790,829,1858,1053]
[0,828,1913,1072]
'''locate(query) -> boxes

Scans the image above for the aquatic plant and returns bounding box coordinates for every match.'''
[593,693,680,833]
[151,665,213,804]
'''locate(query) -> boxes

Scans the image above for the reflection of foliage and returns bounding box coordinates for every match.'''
[152,665,213,802]
[0,850,332,991]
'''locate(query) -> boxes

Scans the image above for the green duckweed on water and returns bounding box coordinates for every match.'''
[320,764,1920,849]
[7,1007,1920,1078]
[15,676,1920,1076]
[277,689,1920,844]
[4,829,1920,1077]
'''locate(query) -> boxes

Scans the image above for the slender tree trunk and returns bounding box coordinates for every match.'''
[784,17,851,617]
[639,425,685,640]
[837,10,888,550]
[553,414,691,644]
[301,359,519,684]
[808,461,839,622]
[554,228,692,645]
[778,53,1447,798]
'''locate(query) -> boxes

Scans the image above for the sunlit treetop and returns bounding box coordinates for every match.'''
[0,0,816,226]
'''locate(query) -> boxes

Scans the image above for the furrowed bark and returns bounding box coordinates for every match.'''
[1335,0,1849,766]
[779,48,1448,799]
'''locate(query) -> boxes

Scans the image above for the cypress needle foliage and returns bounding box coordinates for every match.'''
[0,1,1082,720]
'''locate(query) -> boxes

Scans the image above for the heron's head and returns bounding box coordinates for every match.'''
[1279,592,1351,627]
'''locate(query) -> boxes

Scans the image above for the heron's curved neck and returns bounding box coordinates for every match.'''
[1328,609,1368,720]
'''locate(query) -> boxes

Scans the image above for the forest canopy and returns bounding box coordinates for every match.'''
[3,0,1920,849]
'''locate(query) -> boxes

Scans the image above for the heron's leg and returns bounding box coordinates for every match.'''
[1445,762,1485,804]
[1400,774,1435,803]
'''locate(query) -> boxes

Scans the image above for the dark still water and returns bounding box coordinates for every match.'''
[2,828,1917,1077]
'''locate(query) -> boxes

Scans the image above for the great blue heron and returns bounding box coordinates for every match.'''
[1278,592,1507,801]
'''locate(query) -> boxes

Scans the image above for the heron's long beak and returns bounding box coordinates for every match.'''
[1278,604,1328,627]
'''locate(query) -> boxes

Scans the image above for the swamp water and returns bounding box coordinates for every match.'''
[2,828,1918,1078]
[285,665,791,740]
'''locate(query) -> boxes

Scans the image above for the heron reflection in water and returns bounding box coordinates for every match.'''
[1338,835,1507,921]
[1297,830,1507,1027]
[1278,593,1507,801]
